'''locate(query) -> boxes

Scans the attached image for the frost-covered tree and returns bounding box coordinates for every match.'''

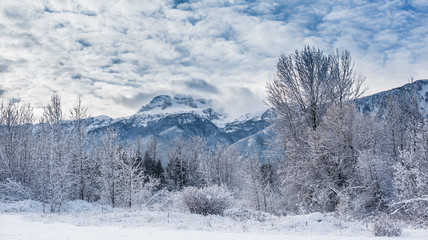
[312,104,367,210]
[184,136,206,187]
[267,46,367,214]
[99,127,121,207]
[0,100,34,183]
[392,124,428,221]
[241,154,280,213]
[241,154,264,210]
[84,138,102,202]
[276,102,389,214]
[115,145,155,208]
[384,84,424,159]
[68,96,91,200]
[0,100,34,201]
[267,46,330,131]
[166,136,206,190]
[314,103,394,215]
[37,94,71,212]
[203,144,240,191]
[352,150,392,217]
[380,80,428,222]
[327,49,366,107]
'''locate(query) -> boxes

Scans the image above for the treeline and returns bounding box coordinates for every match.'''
[0,95,277,213]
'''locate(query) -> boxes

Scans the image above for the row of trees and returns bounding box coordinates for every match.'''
[267,46,428,221]
[0,96,278,213]
[0,96,156,211]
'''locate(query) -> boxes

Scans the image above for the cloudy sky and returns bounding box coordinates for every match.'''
[0,0,427,119]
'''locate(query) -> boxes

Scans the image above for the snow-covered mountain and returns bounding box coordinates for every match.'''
[136,95,227,127]
[87,94,272,146]
[86,80,428,159]
[355,79,428,118]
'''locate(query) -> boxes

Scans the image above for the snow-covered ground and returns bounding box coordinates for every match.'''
[1,200,427,240]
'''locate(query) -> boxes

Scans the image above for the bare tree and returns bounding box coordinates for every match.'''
[328,49,366,107]
[267,46,365,132]
[38,94,70,212]
[267,46,367,213]
[241,154,280,213]
[0,100,34,183]
[205,144,240,190]
[99,127,120,207]
[69,96,90,200]
[267,46,330,131]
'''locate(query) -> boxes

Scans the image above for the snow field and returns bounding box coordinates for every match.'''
[1,200,428,240]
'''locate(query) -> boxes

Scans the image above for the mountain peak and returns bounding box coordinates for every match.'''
[138,94,210,113]
[139,95,173,112]
[134,94,228,127]
[172,94,198,108]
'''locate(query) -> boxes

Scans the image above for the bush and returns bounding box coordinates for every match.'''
[0,179,33,201]
[145,189,184,211]
[181,185,232,216]
[373,214,402,237]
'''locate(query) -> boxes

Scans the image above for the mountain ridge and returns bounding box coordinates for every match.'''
[356,79,428,117]
[85,79,428,159]
[87,93,272,146]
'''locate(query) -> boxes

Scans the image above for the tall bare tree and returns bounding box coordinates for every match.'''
[328,49,366,107]
[267,46,330,131]
[267,46,367,213]
[69,96,90,200]
[0,100,34,183]
[38,94,70,212]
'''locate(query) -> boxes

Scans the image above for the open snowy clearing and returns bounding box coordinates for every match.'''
[1,213,427,240]
[1,200,428,240]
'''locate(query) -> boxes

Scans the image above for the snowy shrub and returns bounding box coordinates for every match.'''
[181,185,232,216]
[373,214,402,237]
[0,179,33,201]
[129,177,161,209]
[146,189,171,210]
[145,189,185,211]
[0,200,43,213]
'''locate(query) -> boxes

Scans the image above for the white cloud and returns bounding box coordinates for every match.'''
[408,0,428,9]
[0,0,427,119]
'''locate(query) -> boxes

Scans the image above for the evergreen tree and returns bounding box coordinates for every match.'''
[154,160,164,179]
[166,156,188,190]
[142,151,156,177]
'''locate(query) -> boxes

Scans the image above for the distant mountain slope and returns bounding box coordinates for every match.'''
[230,125,276,162]
[86,80,428,159]
[87,94,272,146]
[231,79,428,158]
[355,79,428,118]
